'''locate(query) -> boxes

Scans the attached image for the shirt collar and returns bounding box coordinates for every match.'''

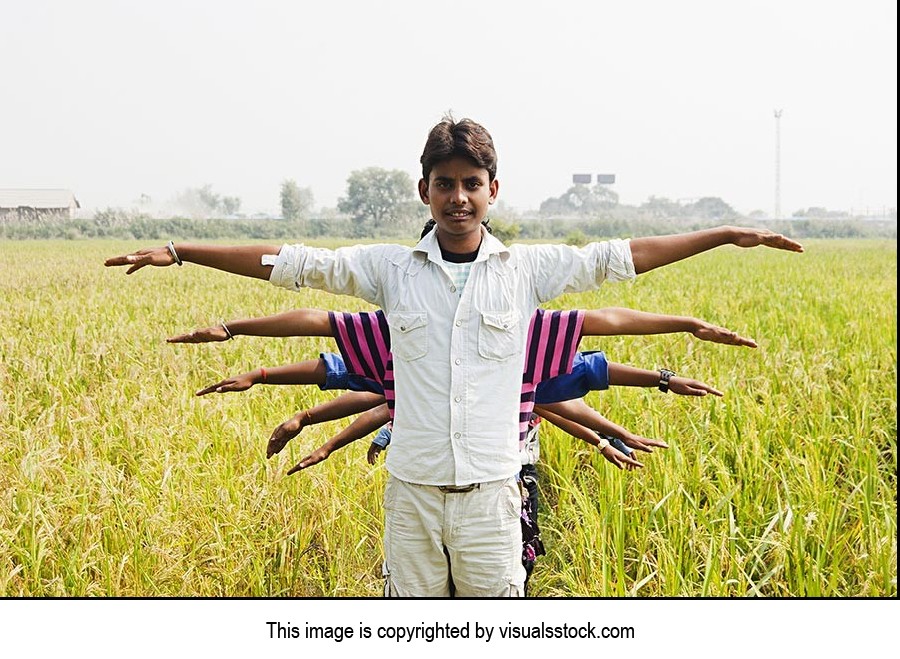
[413,224,510,265]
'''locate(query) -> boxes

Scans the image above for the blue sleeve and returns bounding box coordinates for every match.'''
[319,353,385,394]
[371,425,392,448]
[319,352,350,391]
[535,351,609,404]
[347,375,386,395]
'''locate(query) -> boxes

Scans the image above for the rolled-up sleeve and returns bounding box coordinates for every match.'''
[263,243,385,305]
[523,239,635,303]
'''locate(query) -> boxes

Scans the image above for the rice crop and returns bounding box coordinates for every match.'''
[1,239,895,597]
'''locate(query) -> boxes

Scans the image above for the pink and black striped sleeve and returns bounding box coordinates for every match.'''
[328,310,396,419]
[518,309,585,446]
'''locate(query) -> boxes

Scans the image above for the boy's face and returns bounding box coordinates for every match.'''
[418,157,498,251]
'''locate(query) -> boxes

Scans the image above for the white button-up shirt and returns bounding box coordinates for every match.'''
[265,228,635,486]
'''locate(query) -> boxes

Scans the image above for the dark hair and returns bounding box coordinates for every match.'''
[420,116,498,183]
[420,217,492,240]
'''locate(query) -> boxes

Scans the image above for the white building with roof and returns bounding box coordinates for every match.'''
[0,189,80,221]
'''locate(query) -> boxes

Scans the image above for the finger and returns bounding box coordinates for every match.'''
[602,449,624,469]
[195,382,225,396]
[673,381,709,396]
[735,334,757,348]
[287,455,319,475]
[765,234,804,252]
[267,436,285,458]
[123,254,151,275]
[698,383,724,397]
[623,455,644,469]
[639,437,669,449]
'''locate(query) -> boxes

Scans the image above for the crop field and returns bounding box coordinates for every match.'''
[0,238,896,597]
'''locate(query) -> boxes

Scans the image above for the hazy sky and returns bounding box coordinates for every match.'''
[2,0,896,216]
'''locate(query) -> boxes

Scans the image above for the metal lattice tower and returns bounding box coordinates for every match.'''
[774,109,783,219]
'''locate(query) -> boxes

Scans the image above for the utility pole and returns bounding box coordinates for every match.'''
[774,109,783,219]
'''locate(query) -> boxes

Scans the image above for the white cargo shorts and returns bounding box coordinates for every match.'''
[382,474,526,597]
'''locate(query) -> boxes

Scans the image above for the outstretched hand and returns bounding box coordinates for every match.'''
[693,323,757,348]
[287,446,331,475]
[619,434,669,453]
[600,445,643,470]
[668,376,723,397]
[266,412,309,458]
[195,372,257,396]
[732,227,803,252]
[167,325,229,344]
[104,246,175,274]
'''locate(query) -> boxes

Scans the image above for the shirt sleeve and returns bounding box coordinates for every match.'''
[371,425,392,449]
[328,310,392,387]
[520,239,636,304]
[534,350,609,404]
[318,352,385,394]
[264,243,390,306]
[522,309,585,387]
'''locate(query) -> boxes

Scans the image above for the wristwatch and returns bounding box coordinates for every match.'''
[658,368,676,393]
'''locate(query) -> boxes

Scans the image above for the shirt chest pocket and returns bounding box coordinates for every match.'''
[478,311,520,361]
[387,311,428,362]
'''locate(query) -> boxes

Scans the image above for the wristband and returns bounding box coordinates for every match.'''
[259,367,268,384]
[658,368,675,393]
[595,435,610,451]
[166,240,183,266]
[220,320,234,340]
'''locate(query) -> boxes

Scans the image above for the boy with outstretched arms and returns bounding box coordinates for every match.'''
[107,116,802,597]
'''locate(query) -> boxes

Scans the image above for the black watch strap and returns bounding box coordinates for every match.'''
[658,368,676,393]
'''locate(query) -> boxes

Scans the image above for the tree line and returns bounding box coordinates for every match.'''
[2,169,895,241]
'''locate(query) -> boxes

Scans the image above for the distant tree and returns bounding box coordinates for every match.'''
[685,197,739,221]
[172,185,241,218]
[221,196,242,216]
[640,196,684,219]
[539,184,587,217]
[486,218,521,243]
[592,183,619,209]
[539,183,619,218]
[93,206,145,227]
[280,179,314,220]
[337,167,416,235]
[197,185,221,213]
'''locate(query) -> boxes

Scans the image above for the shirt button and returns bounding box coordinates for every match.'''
[399,326,406,331]
[454,432,461,439]
[454,396,461,402]
[455,358,461,365]
[450,285,457,292]
[455,320,462,327]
